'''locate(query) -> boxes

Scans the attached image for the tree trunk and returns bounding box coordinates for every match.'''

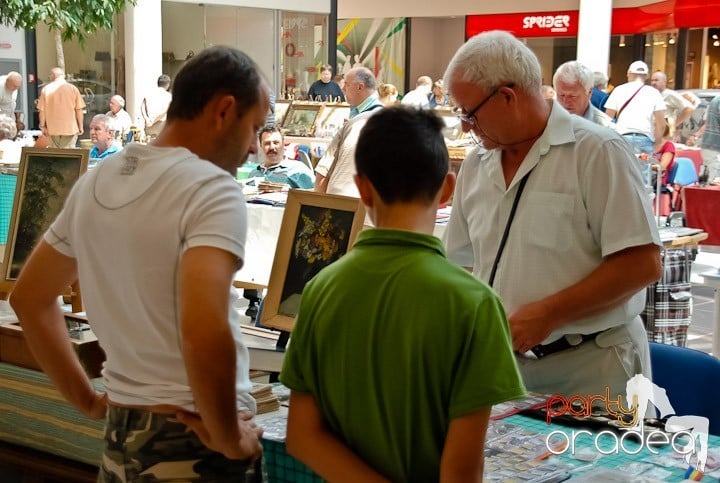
[54,29,65,71]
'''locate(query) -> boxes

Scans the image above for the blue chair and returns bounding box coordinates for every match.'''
[668,157,698,186]
[649,342,720,435]
[666,157,698,211]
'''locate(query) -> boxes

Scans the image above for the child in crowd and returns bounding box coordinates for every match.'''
[280,106,526,482]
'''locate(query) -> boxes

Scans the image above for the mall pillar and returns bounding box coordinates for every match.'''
[576,0,612,76]
[124,0,163,124]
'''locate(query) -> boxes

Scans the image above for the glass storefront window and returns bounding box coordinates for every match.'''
[335,18,407,93]
[280,12,328,100]
[35,15,125,134]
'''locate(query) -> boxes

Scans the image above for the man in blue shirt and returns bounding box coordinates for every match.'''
[88,114,120,165]
[247,126,314,189]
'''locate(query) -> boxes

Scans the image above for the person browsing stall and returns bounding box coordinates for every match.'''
[106,94,133,138]
[10,46,269,481]
[314,66,383,196]
[553,61,614,128]
[281,106,525,483]
[0,71,24,132]
[443,31,662,398]
[88,114,121,163]
[247,126,314,189]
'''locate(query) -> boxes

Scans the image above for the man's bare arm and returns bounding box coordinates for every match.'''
[180,246,262,460]
[286,391,390,483]
[9,241,106,419]
[440,407,491,483]
[510,243,662,352]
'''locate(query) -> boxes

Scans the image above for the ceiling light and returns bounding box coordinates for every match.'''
[713,33,719,40]
[668,35,676,45]
[619,35,626,47]
[715,40,720,47]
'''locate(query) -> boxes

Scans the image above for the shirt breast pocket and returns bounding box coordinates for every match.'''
[524,192,574,251]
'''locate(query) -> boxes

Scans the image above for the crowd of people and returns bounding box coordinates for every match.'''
[3,29,720,483]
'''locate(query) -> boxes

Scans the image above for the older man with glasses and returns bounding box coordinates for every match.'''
[443,30,662,399]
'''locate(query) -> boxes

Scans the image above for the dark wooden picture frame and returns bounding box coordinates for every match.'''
[2,148,89,282]
[260,190,365,332]
[274,99,292,127]
[282,102,322,137]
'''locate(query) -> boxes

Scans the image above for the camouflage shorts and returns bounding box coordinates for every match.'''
[98,405,266,482]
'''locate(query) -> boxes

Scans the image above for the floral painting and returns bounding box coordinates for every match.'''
[261,190,365,332]
[278,205,354,317]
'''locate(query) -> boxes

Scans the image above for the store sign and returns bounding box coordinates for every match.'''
[522,15,571,33]
[466,11,578,38]
[0,42,12,49]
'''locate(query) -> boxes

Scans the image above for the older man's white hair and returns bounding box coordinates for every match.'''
[443,30,542,95]
[553,61,594,92]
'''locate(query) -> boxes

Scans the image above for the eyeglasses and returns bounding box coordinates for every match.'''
[456,84,514,126]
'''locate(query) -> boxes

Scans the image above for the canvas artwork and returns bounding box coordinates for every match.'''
[315,103,351,139]
[2,148,89,281]
[260,190,365,332]
[282,103,322,137]
[274,100,292,127]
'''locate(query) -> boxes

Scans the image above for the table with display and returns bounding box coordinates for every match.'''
[2,364,717,483]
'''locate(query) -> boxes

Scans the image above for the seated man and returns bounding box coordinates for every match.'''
[106,94,133,139]
[0,114,21,164]
[248,126,314,189]
[88,114,121,164]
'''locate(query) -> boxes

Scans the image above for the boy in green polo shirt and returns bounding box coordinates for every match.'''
[280,106,525,482]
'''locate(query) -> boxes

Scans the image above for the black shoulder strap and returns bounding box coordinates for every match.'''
[488,170,533,288]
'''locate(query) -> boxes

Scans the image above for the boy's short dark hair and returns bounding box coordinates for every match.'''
[355,106,448,204]
[167,46,263,121]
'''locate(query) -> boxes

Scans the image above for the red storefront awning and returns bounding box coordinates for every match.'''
[466,0,719,39]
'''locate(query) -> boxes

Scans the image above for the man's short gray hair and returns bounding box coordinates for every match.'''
[111,94,126,108]
[0,115,17,140]
[353,67,377,91]
[553,61,594,92]
[443,30,542,95]
[92,114,116,132]
[593,71,608,89]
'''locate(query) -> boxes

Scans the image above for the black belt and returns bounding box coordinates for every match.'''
[530,331,604,359]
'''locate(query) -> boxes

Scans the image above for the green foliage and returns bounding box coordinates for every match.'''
[0,0,137,44]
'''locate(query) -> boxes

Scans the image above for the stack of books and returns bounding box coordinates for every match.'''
[251,383,281,414]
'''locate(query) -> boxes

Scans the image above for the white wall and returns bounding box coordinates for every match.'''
[205,6,276,82]
[408,17,464,93]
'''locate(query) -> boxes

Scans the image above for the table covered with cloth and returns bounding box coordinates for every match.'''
[683,185,720,245]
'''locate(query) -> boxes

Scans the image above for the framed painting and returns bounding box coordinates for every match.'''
[260,190,365,332]
[436,107,468,142]
[282,102,322,137]
[274,99,292,128]
[315,103,351,138]
[2,148,89,282]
